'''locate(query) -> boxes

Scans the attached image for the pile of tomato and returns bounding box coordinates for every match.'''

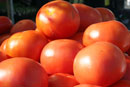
[0,0,130,87]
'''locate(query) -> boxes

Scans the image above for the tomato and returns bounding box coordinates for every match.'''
[83,20,130,52]
[122,58,130,80]
[48,73,79,87]
[110,80,130,87]
[74,84,103,87]
[0,57,48,87]
[95,7,115,22]
[0,16,12,34]
[36,1,80,39]
[1,30,48,61]
[71,32,83,44]
[0,51,8,62]
[10,19,36,34]
[40,39,83,74]
[73,42,126,86]
[72,3,102,32]
[0,34,10,45]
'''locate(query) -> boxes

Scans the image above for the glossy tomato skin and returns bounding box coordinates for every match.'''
[36,1,80,39]
[0,34,10,45]
[0,58,48,87]
[110,80,130,87]
[40,39,84,74]
[72,3,102,32]
[0,16,12,34]
[0,51,8,62]
[10,19,36,34]
[83,20,130,52]
[74,42,126,86]
[49,73,79,87]
[95,7,115,21]
[74,84,103,87]
[1,30,48,61]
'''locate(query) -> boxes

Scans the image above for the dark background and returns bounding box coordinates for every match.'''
[0,0,130,29]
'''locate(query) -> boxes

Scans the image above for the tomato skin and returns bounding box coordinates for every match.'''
[0,34,10,45]
[74,42,126,86]
[74,84,103,87]
[36,1,80,39]
[49,73,79,87]
[0,16,12,34]
[0,51,8,62]
[95,7,115,21]
[10,19,36,34]
[72,3,102,32]
[40,39,83,74]
[110,80,130,87]
[71,32,83,44]
[0,58,48,87]
[1,30,48,61]
[83,20,130,52]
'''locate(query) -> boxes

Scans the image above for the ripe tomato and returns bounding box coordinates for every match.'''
[0,51,8,62]
[74,84,103,87]
[71,32,83,44]
[95,7,115,21]
[36,1,80,39]
[110,80,130,87]
[0,16,12,34]
[0,58,48,87]
[1,30,48,61]
[40,39,83,74]
[0,34,10,45]
[48,73,79,87]
[74,42,126,86]
[122,58,130,80]
[83,20,130,52]
[10,19,36,34]
[72,3,102,32]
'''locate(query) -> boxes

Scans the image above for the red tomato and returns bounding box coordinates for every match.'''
[0,58,48,87]
[36,1,80,39]
[95,7,115,21]
[71,32,83,44]
[0,51,8,62]
[83,20,130,52]
[10,19,36,34]
[0,16,12,34]
[0,34,10,45]
[1,30,48,61]
[49,73,79,87]
[74,42,126,86]
[110,80,130,87]
[40,39,83,74]
[72,3,102,32]
[122,58,130,80]
[74,84,103,87]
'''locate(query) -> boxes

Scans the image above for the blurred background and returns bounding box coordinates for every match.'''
[0,0,130,29]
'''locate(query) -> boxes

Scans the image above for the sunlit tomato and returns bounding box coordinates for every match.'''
[49,73,79,87]
[0,58,48,87]
[83,20,130,52]
[0,34,10,45]
[0,39,8,52]
[72,3,102,32]
[122,58,130,80]
[0,51,8,62]
[1,30,48,61]
[40,39,83,74]
[36,1,80,39]
[95,7,115,21]
[110,80,130,87]
[71,32,83,44]
[10,19,36,34]
[0,16,12,34]
[74,42,126,86]
[74,84,103,87]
